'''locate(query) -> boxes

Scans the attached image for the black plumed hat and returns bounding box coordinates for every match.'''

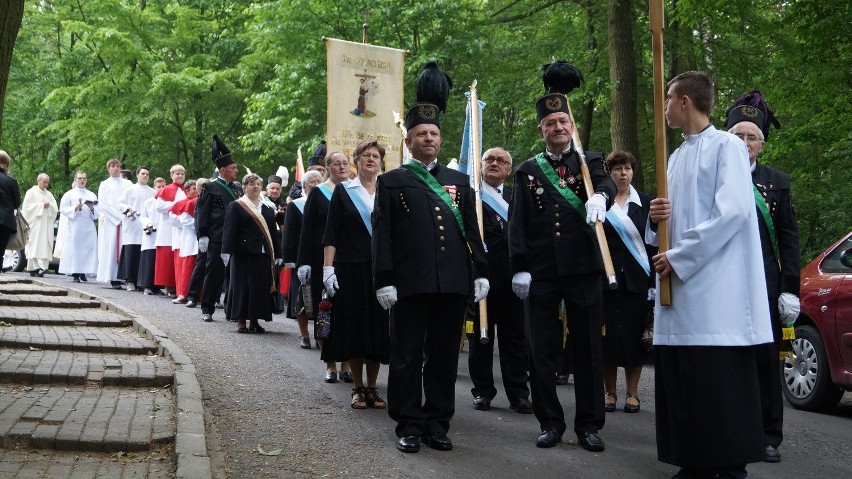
[724,90,781,140]
[536,60,584,122]
[212,135,235,169]
[405,62,452,130]
[267,175,282,185]
[307,140,326,167]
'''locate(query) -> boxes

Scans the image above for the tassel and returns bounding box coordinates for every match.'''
[782,327,796,340]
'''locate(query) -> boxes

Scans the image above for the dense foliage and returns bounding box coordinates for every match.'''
[1,0,849,264]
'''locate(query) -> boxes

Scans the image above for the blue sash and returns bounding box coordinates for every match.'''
[293,197,306,214]
[605,208,650,276]
[345,185,373,236]
[316,183,333,201]
[480,189,508,222]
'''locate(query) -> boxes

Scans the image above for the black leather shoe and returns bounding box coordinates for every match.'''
[536,429,562,448]
[215,302,225,309]
[578,431,605,452]
[472,395,492,411]
[324,371,338,383]
[764,444,781,463]
[185,300,197,308]
[397,435,420,453]
[510,398,533,414]
[339,371,353,383]
[421,432,453,451]
[201,313,213,322]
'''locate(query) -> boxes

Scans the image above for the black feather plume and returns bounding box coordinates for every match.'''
[725,89,781,139]
[541,60,584,95]
[415,62,452,112]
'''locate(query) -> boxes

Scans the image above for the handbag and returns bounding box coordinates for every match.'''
[641,302,654,352]
[270,266,285,315]
[315,291,332,339]
[301,283,314,318]
[6,209,29,252]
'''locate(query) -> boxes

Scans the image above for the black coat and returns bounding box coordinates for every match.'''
[221,200,281,260]
[196,179,242,243]
[281,200,304,264]
[508,150,616,279]
[0,170,21,231]
[481,186,513,291]
[323,183,372,263]
[602,191,656,295]
[753,162,800,298]
[372,163,487,299]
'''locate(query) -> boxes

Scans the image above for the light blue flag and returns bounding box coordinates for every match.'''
[459,93,486,178]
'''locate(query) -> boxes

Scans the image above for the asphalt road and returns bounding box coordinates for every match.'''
[30,272,852,478]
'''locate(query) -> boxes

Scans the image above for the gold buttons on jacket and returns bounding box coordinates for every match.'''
[439,226,444,231]
[439,236,445,241]
[555,232,561,237]
[440,247,446,252]
[437,215,443,221]
[554,222,560,228]
[434,206,440,211]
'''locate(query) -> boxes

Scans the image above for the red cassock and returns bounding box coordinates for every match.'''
[153,183,184,287]
[170,196,197,298]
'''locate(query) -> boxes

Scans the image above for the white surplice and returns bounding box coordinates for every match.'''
[118,183,155,246]
[646,126,772,346]
[21,185,58,270]
[58,187,99,275]
[96,176,132,282]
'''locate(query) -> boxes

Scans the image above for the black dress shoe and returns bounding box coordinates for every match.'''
[185,300,197,308]
[215,302,225,309]
[421,432,453,451]
[509,398,534,414]
[764,444,781,463]
[79,275,87,282]
[73,276,81,283]
[472,395,492,411]
[324,371,338,383]
[201,313,213,322]
[37,269,45,277]
[536,429,562,448]
[397,435,420,453]
[577,431,605,452]
[249,324,265,334]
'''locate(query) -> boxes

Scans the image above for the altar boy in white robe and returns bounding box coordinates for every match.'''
[22,173,58,276]
[646,71,773,479]
[96,158,132,287]
[117,166,155,291]
[58,171,99,282]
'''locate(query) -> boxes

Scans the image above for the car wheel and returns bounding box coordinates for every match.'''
[782,324,844,411]
[2,248,26,272]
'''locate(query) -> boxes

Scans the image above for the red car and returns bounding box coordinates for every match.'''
[783,231,852,411]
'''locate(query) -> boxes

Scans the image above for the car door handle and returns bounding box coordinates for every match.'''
[821,306,828,312]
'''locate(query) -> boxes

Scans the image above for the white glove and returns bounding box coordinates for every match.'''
[284,262,296,269]
[220,253,230,267]
[275,258,283,267]
[647,288,657,301]
[297,265,311,285]
[376,286,398,310]
[512,272,532,300]
[322,266,338,297]
[778,293,800,324]
[473,277,490,302]
[198,236,209,253]
[585,193,607,225]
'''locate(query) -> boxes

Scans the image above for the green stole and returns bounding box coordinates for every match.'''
[401,162,465,235]
[534,153,589,227]
[753,184,780,263]
[216,178,238,201]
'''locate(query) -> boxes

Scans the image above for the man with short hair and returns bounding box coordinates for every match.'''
[264,175,287,227]
[96,158,132,287]
[467,147,532,415]
[117,166,155,291]
[648,71,773,478]
[58,171,99,282]
[196,135,242,322]
[139,177,166,295]
[22,173,58,277]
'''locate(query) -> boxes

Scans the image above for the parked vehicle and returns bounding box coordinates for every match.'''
[783,231,852,411]
[2,214,61,273]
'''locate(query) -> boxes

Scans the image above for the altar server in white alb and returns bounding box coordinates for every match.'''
[117,166,155,291]
[21,173,58,277]
[58,171,100,282]
[96,158,132,287]
[646,70,773,479]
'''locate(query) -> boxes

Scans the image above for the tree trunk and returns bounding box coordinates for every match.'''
[607,0,643,190]
[0,0,25,141]
[579,0,598,149]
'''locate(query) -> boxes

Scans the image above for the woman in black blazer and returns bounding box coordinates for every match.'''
[0,150,22,272]
[601,150,656,414]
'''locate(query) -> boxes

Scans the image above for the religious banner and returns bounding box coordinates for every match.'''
[325,38,406,169]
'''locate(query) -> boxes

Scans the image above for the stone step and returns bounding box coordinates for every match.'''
[0,294,101,309]
[0,448,174,478]
[0,325,159,354]
[0,385,175,452]
[0,283,68,296]
[0,350,174,387]
[0,306,132,327]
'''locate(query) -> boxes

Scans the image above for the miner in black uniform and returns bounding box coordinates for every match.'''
[726,90,800,464]
[508,60,615,451]
[196,135,243,322]
[372,62,489,454]
[466,146,532,415]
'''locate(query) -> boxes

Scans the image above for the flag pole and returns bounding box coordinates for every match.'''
[468,81,490,344]
[650,0,671,305]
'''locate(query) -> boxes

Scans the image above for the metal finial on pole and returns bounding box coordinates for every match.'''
[362,8,370,44]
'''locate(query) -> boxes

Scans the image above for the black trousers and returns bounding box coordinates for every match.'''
[187,251,207,301]
[201,243,225,315]
[758,293,784,447]
[388,293,467,437]
[525,272,605,436]
[0,225,12,271]
[466,286,529,402]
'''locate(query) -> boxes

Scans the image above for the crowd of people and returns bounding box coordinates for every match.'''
[0,62,801,478]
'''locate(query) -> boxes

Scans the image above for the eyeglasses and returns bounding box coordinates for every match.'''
[733,133,763,143]
[483,157,510,165]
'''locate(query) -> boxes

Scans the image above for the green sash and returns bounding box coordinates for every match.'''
[216,178,238,201]
[534,154,589,227]
[401,162,465,235]
[753,184,780,262]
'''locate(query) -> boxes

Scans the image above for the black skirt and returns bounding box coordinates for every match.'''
[655,345,765,468]
[136,249,157,288]
[117,244,141,283]
[320,261,389,363]
[602,287,649,367]
[228,253,273,321]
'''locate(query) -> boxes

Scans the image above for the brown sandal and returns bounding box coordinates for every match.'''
[351,388,367,409]
[364,387,386,409]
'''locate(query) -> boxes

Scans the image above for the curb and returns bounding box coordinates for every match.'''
[57,284,212,479]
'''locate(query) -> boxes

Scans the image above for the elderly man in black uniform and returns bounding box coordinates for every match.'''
[726,90,800,464]
[466,147,532,415]
[508,60,615,451]
[196,135,243,322]
[373,62,489,454]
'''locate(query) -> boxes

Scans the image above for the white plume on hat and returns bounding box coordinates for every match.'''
[276,166,289,187]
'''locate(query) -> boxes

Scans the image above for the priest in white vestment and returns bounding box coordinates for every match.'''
[96,159,132,286]
[22,173,58,276]
[58,171,99,281]
[117,167,155,290]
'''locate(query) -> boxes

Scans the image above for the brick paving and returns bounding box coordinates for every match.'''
[0,325,159,354]
[0,448,173,478]
[0,294,102,308]
[0,350,174,386]
[0,306,132,327]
